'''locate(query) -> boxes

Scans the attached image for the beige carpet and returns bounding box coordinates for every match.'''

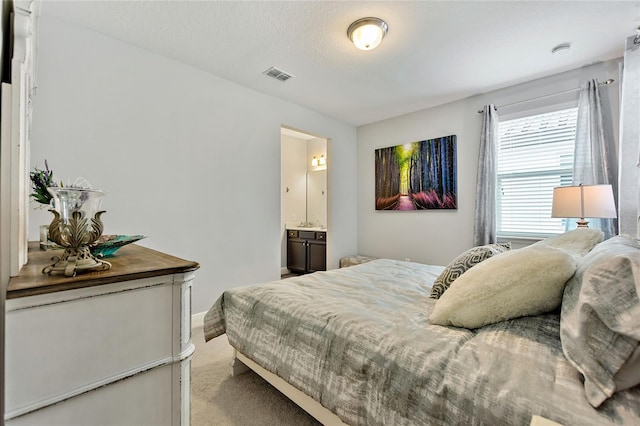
[191,325,322,426]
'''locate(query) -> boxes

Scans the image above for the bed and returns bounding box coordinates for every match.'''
[203,230,640,425]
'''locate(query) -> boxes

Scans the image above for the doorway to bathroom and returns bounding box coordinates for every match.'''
[280,126,328,277]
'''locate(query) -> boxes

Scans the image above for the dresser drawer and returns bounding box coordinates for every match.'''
[316,232,326,241]
[288,230,298,238]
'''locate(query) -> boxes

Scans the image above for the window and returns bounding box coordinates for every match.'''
[496,107,578,239]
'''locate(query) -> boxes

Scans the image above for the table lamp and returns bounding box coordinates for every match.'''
[551,184,617,228]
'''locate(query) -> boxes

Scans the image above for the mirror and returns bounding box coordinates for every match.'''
[306,170,327,228]
[280,127,328,229]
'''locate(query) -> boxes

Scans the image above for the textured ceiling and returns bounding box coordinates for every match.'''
[39,1,640,126]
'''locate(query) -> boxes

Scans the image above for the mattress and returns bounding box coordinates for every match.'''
[204,259,640,425]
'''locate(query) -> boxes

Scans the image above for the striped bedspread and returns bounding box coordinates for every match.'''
[203,259,640,425]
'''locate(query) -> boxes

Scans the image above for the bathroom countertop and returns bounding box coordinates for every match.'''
[286,226,327,232]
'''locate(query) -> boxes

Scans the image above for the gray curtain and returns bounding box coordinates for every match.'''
[618,34,640,238]
[473,105,499,246]
[573,79,618,239]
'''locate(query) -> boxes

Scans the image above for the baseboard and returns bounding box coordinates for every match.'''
[192,311,206,329]
[280,267,290,275]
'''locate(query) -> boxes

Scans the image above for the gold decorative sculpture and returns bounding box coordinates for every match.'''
[43,188,111,277]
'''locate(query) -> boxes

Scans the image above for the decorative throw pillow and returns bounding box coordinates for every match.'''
[430,243,511,299]
[429,245,577,329]
[560,235,640,407]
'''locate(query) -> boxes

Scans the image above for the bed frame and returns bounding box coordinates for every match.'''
[230,349,347,425]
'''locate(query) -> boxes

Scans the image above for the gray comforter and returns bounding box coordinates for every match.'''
[203,259,640,425]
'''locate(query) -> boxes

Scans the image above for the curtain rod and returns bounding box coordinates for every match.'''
[476,78,615,114]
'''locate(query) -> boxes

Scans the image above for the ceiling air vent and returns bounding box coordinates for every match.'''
[262,66,294,82]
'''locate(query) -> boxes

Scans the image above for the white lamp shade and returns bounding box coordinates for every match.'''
[551,184,617,219]
[348,18,388,50]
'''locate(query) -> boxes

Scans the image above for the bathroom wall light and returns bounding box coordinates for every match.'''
[319,155,326,166]
[311,156,319,167]
[347,17,388,50]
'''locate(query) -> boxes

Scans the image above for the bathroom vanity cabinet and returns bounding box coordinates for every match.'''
[287,229,326,274]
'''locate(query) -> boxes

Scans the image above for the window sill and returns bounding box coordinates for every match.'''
[497,233,557,248]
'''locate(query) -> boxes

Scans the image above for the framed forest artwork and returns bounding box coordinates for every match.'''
[375,135,457,211]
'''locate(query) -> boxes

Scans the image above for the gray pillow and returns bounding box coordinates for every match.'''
[430,243,510,299]
[560,235,640,407]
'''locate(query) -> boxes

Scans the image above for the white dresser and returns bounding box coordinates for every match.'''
[5,242,199,426]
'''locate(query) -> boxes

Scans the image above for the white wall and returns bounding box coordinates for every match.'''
[29,15,358,314]
[357,59,622,266]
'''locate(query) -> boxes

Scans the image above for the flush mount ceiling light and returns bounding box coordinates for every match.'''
[551,42,571,55]
[347,17,388,50]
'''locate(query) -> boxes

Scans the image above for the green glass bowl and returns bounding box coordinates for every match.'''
[90,235,146,258]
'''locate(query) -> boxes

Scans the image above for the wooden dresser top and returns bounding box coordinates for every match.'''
[8,242,200,299]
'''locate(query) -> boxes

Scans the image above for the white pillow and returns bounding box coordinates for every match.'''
[429,245,577,329]
[533,228,603,257]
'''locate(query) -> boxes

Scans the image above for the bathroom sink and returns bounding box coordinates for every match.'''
[285,221,326,232]
[287,223,326,232]
[298,222,325,229]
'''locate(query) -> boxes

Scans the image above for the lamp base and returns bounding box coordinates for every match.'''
[576,218,590,228]
[43,246,111,277]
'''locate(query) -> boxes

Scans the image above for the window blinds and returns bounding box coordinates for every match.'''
[497,107,578,238]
